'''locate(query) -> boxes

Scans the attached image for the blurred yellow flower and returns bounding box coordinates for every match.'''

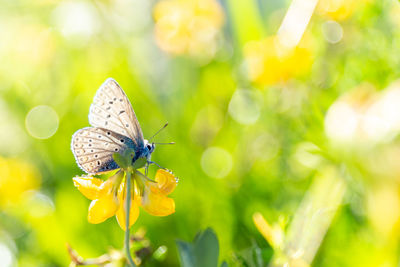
[0,22,55,81]
[73,169,177,230]
[153,0,224,59]
[0,157,40,207]
[252,212,284,250]
[317,0,367,21]
[244,36,313,86]
[325,81,400,144]
[367,184,400,237]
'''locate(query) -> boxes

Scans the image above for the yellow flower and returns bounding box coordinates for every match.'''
[115,181,140,231]
[73,169,177,230]
[141,169,177,216]
[325,81,400,144]
[0,157,40,207]
[316,0,369,21]
[72,176,103,200]
[244,36,313,86]
[153,0,224,59]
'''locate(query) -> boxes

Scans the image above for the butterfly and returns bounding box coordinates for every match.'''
[71,78,169,174]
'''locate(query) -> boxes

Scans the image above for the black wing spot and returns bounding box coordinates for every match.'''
[120,139,124,143]
[95,154,98,158]
[106,106,111,110]
[107,114,111,118]
[125,124,129,127]
[98,135,102,138]
[114,148,119,152]
[89,139,92,142]
[107,132,111,135]
[113,97,117,101]
[88,144,92,147]
[91,149,94,152]
[109,101,113,104]
[105,121,108,126]
[97,161,101,165]
[119,110,125,114]
[119,98,123,102]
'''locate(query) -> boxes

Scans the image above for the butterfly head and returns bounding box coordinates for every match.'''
[144,139,156,156]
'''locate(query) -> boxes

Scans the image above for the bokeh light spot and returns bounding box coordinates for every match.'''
[322,20,343,44]
[228,89,262,125]
[201,147,233,178]
[28,192,55,218]
[52,1,99,41]
[250,133,279,161]
[324,101,358,142]
[0,243,14,267]
[25,105,59,139]
[324,81,400,144]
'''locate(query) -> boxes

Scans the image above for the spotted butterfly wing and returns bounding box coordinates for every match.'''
[71,78,144,174]
[71,127,136,174]
[88,78,144,148]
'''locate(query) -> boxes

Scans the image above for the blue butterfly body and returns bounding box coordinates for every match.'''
[96,134,154,173]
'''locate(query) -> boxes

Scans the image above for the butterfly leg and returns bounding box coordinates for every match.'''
[148,161,166,170]
[145,162,149,176]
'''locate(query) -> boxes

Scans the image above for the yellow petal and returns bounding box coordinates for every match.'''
[155,169,177,195]
[88,193,119,224]
[116,199,140,230]
[252,212,274,245]
[116,184,140,230]
[73,176,103,200]
[141,184,175,216]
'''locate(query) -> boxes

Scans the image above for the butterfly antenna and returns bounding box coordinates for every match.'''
[154,142,175,145]
[149,122,169,141]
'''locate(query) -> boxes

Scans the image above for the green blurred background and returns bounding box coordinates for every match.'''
[1,0,400,266]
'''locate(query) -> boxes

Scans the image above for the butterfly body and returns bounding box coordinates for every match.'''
[129,139,155,168]
[71,78,156,174]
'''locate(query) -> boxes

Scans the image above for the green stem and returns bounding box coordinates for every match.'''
[125,170,136,267]
[226,0,265,47]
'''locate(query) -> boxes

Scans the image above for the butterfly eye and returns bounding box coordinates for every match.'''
[147,144,152,151]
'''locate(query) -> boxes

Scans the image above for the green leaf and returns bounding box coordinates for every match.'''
[177,228,222,267]
[193,228,219,267]
[112,148,135,169]
[226,0,265,47]
[132,157,147,169]
[176,240,195,267]
[220,261,228,267]
[112,152,128,169]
